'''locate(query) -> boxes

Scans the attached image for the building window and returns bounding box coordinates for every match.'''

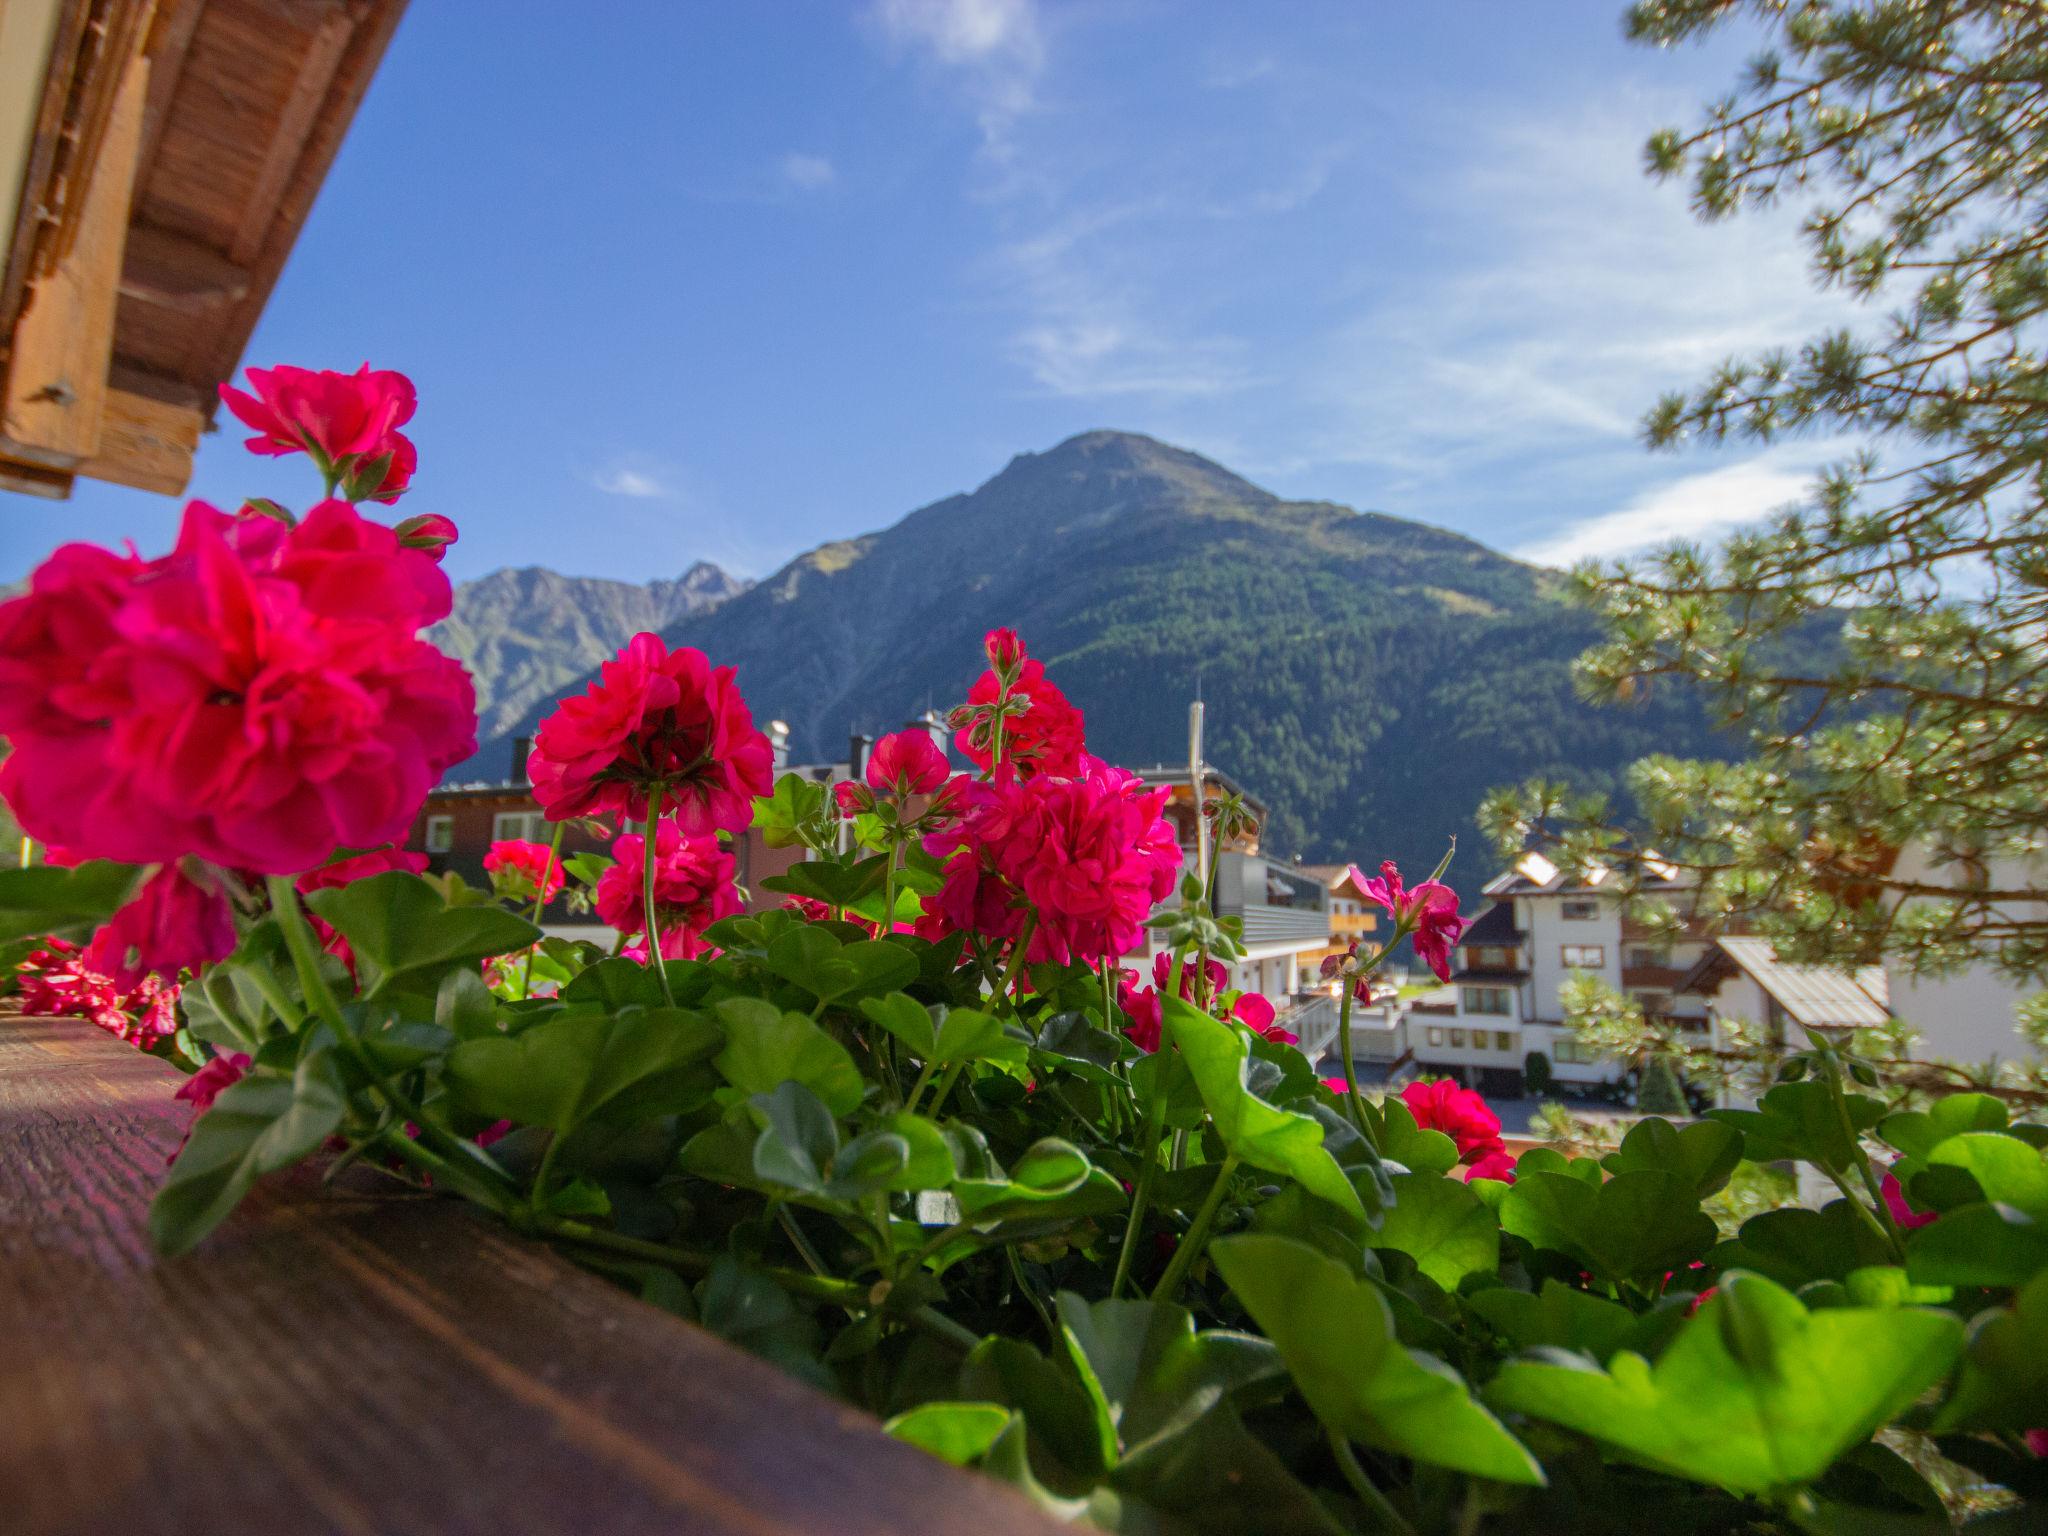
[1561,944,1605,969]
[1448,1028,1467,1048]
[425,815,453,853]
[1561,899,1600,920]
[1626,945,1671,968]
[1427,1027,1444,1047]
[493,810,548,842]
[1553,1038,1603,1066]
[1632,990,1672,1016]
[1462,986,1512,1016]
[1493,1030,1513,1051]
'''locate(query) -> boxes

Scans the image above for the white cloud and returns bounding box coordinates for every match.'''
[869,0,1042,162]
[592,466,667,499]
[781,152,835,191]
[1514,450,1829,566]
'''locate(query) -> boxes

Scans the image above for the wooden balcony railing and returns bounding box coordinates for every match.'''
[0,1017,1066,1536]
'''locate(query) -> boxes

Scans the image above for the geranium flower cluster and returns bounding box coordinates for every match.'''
[1118,951,1294,1053]
[0,362,473,986]
[925,756,1181,970]
[527,632,774,836]
[1402,1078,1516,1183]
[951,630,1087,780]
[484,838,566,905]
[595,822,740,960]
[14,937,180,1049]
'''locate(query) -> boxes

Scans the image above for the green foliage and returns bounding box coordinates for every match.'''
[4,825,2029,1529]
[1635,1054,1687,1117]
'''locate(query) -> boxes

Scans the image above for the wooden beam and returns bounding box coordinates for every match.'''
[132,0,203,194]
[226,5,352,266]
[0,47,147,469]
[0,455,74,498]
[118,221,248,310]
[75,382,198,493]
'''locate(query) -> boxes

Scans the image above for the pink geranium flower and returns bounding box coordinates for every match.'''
[955,653,1088,780]
[1462,1145,1518,1184]
[393,511,457,560]
[16,936,180,1049]
[1402,1078,1506,1165]
[596,821,740,960]
[1881,1164,1939,1231]
[867,729,950,797]
[218,363,416,485]
[85,863,237,986]
[1360,860,1467,982]
[0,500,474,875]
[527,632,773,836]
[483,838,565,904]
[175,1052,252,1114]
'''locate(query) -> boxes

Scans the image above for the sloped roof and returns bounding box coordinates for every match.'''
[1683,936,1890,1030]
[1460,901,1521,947]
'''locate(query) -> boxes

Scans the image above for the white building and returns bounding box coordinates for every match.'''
[1401,851,1713,1093]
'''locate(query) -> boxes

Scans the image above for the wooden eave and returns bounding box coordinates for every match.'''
[0,0,405,500]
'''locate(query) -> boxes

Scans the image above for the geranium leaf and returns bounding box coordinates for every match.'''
[0,860,141,944]
[1925,1132,2048,1217]
[1486,1271,1962,1496]
[1212,1234,1545,1485]
[884,1402,1013,1466]
[1600,1116,1742,1200]
[748,1080,840,1195]
[1467,1280,1640,1363]
[1164,996,1367,1227]
[150,1048,347,1256]
[1499,1169,1718,1286]
[1930,1271,2048,1433]
[1881,1095,2009,1162]
[1906,1202,2048,1288]
[445,1004,722,1133]
[1371,1171,1500,1290]
[712,997,865,1115]
[1373,1097,1460,1177]
[1715,1200,1895,1288]
[1707,1081,1887,1171]
[305,871,539,988]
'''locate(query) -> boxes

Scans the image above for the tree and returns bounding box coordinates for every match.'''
[1484,0,2048,1086]
[1637,1053,1690,1116]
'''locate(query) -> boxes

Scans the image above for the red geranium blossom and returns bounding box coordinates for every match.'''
[1462,1145,1518,1184]
[483,838,565,904]
[867,729,950,797]
[1401,1078,1506,1165]
[955,656,1087,780]
[85,863,237,986]
[527,632,773,837]
[1881,1163,1939,1231]
[0,500,475,875]
[595,821,740,960]
[15,936,180,1049]
[1360,860,1467,983]
[393,511,457,559]
[176,1052,252,1114]
[218,363,416,482]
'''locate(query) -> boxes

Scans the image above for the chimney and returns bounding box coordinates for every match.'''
[768,719,791,772]
[510,736,532,786]
[848,732,873,781]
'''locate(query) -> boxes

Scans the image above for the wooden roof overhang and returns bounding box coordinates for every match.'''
[0,0,405,500]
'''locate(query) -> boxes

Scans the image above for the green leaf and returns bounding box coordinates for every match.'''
[954,1137,1100,1217]
[1112,1400,1348,1536]
[1716,1201,1895,1287]
[1842,1266,1953,1308]
[884,1402,1013,1466]
[304,872,539,988]
[1165,997,1366,1227]
[1707,1081,1887,1170]
[1467,1280,1640,1363]
[826,1130,912,1200]
[751,773,832,851]
[150,1049,347,1255]
[1212,1234,1545,1485]
[860,992,936,1056]
[1499,1169,1718,1285]
[1375,1097,1460,1177]
[1371,1172,1499,1290]
[877,1111,955,1191]
[1486,1271,1962,1496]
[0,860,140,944]
[1926,1132,2048,1217]
[761,921,917,1005]
[749,1080,840,1195]
[1029,1010,1128,1084]
[1601,1116,1742,1200]
[1880,1094,2009,1162]
[960,1334,1107,1479]
[1907,1202,2048,1288]
[712,997,864,1115]
[445,1005,723,1133]
[1930,1271,2048,1433]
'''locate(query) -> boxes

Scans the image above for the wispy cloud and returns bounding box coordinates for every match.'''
[869,0,1043,159]
[1514,447,1837,566]
[781,152,835,191]
[591,465,669,499]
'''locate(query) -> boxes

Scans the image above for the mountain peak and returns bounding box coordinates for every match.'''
[981,430,1276,508]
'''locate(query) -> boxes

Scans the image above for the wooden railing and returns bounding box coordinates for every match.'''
[0,1017,1066,1536]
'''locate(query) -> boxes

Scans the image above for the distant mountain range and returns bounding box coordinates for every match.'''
[430,562,749,745]
[448,431,1733,896]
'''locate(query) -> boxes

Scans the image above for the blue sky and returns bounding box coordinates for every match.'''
[4,0,1860,587]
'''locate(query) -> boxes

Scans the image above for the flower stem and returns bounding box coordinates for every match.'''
[641,785,676,1007]
[520,820,565,1002]
[1112,1094,1166,1298]
[992,911,1037,1015]
[1337,980,1369,1136]
[1328,1432,1417,1536]
[1150,1153,1239,1303]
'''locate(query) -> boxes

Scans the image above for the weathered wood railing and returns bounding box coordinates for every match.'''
[0,1017,1065,1536]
